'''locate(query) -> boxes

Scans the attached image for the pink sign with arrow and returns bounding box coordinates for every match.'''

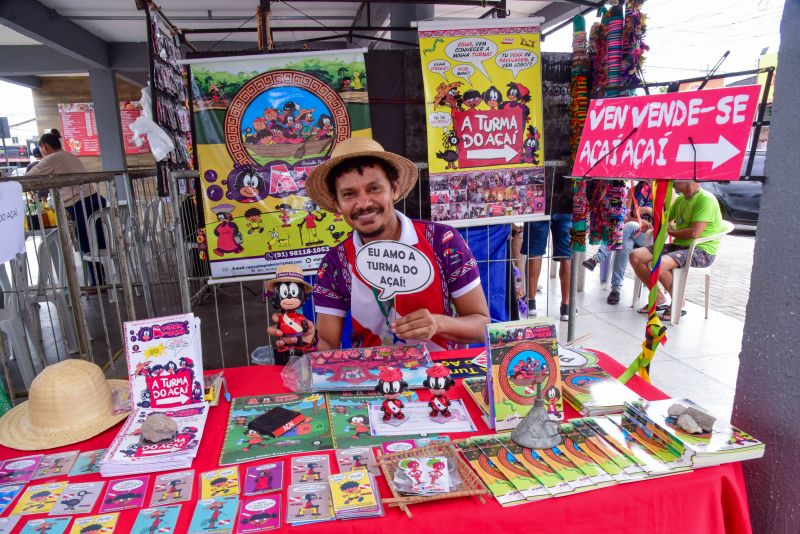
[571,85,760,181]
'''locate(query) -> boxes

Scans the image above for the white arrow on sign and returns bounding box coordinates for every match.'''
[676,135,740,170]
[158,393,189,405]
[466,144,518,162]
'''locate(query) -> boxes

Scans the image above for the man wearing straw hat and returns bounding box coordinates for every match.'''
[269,137,490,353]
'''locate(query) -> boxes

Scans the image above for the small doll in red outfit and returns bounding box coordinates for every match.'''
[423,364,455,417]
[266,264,317,358]
[375,367,408,421]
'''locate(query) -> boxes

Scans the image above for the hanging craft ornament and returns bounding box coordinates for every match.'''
[619,179,673,383]
[570,15,590,252]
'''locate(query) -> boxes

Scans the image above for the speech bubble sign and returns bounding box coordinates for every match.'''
[427,59,451,82]
[452,64,475,85]
[355,241,434,301]
[445,38,498,82]
[495,49,538,79]
[429,111,452,129]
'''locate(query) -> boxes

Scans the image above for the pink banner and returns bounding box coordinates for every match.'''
[571,85,761,181]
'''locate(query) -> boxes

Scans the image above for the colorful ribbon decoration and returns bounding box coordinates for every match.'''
[619,179,673,383]
[570,15,590,252]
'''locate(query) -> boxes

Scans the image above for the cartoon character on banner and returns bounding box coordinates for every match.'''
[375,367,408,421]
[265,265,316,355]
[211,204,243,257]
[436,130,459,170]
[462,89,482,110]
[501,82,531,124]
[423,364,455,417]
[434,81,463,114]
[297,201,326,246]
[243,207,265,234]
[227,166,268,203]
[522,125,541,164]
[312,115,333,140]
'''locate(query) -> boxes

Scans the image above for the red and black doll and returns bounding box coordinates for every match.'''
[424,364,455,417]
[375,367,408,421]
[266,264,316,359]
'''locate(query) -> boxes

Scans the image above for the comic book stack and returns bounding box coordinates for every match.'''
[328,468,384,520]
[485,318,564,431]
[623,398,765,468]
[102,313,208,476]
[100,403,209,477]
[561,366,640,416]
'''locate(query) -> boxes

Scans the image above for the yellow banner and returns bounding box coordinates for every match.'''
[187,50,371,278]
[418,20,546,224]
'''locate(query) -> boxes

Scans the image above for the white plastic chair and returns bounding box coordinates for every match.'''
[0,263,40,388]
[84,206,133,303]
[631,220,735,325]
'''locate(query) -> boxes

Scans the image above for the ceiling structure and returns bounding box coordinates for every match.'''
[0,0,603,88]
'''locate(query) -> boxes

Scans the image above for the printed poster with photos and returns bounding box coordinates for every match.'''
[58,102,150,156]
[418,19,547,226]
[184,49,371,278]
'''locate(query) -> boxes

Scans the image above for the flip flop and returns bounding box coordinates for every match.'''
[637,303,668,314]
[661,309,688,321]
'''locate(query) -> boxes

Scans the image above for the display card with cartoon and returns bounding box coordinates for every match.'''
[11,482,67,515]
[32,451,79,480]
[124,313,203,409]
[0,484,23,515]
[201,468,240,499]
[68,450,105,477]
[68,513,119,534]
[289,455,330,484]
[188,496,239,534]
[0,454,43,486]
[151,470,194,506]
[99,475,149,512]
[0,517,19,534]
[237,495,281,532]
[335,447,380,477]
[131,505,182,534]
[243,463,282,496]
[19,517,71,534]
[48,482,104,515]
[285,482,332,525]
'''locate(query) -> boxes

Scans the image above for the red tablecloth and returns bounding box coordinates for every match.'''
[0,349,752,534]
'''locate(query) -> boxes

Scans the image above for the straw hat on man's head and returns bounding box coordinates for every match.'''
[305,137,418,214]
[0,359,130,451]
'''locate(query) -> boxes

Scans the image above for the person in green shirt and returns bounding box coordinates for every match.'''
[629,181,723,320]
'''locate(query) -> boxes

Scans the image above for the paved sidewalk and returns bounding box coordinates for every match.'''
[535,231,755,422]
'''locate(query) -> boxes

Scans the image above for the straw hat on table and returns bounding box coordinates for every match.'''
[0,359,130,451]
[305,137,418,214]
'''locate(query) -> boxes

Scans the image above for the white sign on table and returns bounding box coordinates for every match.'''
[0,181,25,265]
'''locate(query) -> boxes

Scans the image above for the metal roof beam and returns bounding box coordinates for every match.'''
[0,75,40,89]
[0,0,109,69]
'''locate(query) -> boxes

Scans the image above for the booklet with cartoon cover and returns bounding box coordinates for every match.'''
[243,463,283,496]
[560,422,632,482]
[237,495,281,532]
[626,398,765,467]
[328,468,382,519]
[589,416,682,476]
[219,393,332,466]
[469,436,549,501]
[485,318,563,431]
[462,376,490,416]
[124,313,204,409]
[459,441,526,507]
[561,366,640,416]
[101,403,209,476]
[33,451,79,480]
[497,437,575,497]
[200,468,241,500]
[48,482,104,515]
[309,344,432,391]
[19,517,71,534]
[571,419,647,478]
[11,482,67,515]
[0,455,43,486]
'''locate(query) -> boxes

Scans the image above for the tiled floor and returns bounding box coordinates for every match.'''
[535,256,745,423]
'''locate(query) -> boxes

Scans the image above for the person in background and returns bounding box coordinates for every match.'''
[26,129,107,289]
[629,181,723,321]
[582,181,654,305]
[523,167,574,321]
[25,147,42,173]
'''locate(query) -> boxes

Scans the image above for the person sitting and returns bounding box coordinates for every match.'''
[26,129,107,288]
[267,137,490,352]
[582,181,654,305]
[628,181,723,321]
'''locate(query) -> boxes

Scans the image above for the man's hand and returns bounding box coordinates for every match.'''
[267,313,317,347]
[391,309,440,342]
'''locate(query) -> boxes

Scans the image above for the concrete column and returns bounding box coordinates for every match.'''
[390,4,434,47]
[732,2,798,533]
[88,68,126,172]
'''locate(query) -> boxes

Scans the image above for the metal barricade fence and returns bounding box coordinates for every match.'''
[0,169,188,400]
[0,167,562,401]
